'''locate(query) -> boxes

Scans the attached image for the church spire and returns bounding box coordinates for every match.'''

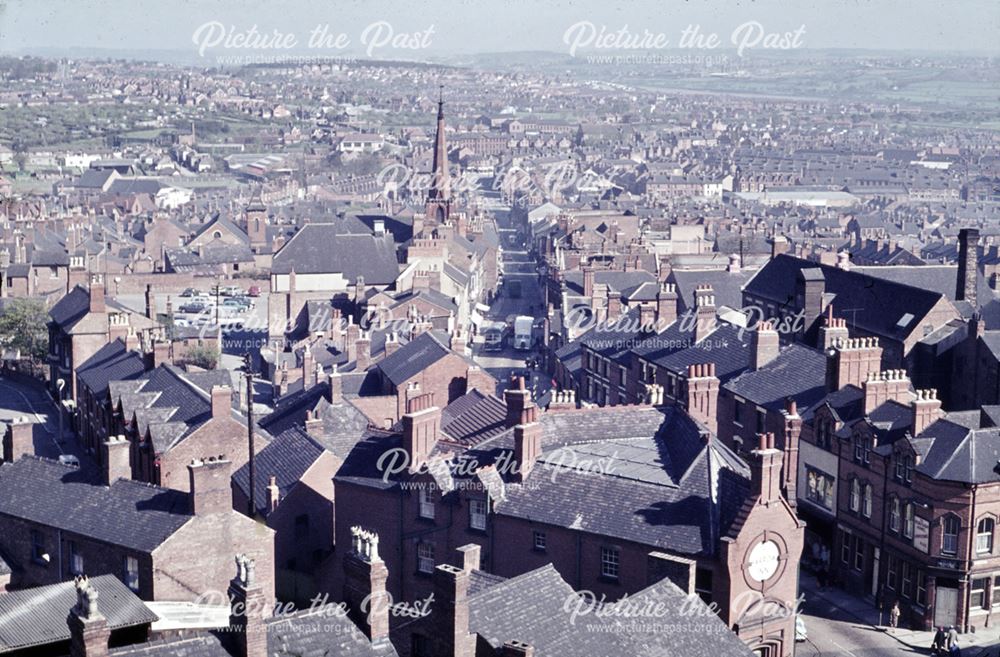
[425,85,450,226]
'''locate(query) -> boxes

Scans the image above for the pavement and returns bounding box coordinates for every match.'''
[801,575,1000,656]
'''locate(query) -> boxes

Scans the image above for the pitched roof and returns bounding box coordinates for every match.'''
[232,427,326,516]
[375,331,451,386]
[723,342,827,412]
[0,457,191,552]
[0,575,158,653]
[272,224,399,284]
[77,339,147,397]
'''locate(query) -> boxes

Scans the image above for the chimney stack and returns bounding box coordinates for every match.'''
[455,544,481,573]
[432,564,476,657]
[513,408,541,482]
[89,276,105,314]
[685,363,719,434]
[504,376,531,428]
[606,289,622,320]
[751,320,780,370]
[795,268,826,331]
[384,332,400,358]
[836,251,851,271]
[402,392,440,473]
[67,576,110,657]
[912,389,943,436]
[266,475,280,514]
[211,386,232,419]
[582,265,594,298]
[692,284,716,344]
[826,337,883,393]
[782,399,801,508]
[547,389,577,411]
[301,346,315,389]
[727,253,741,274]
[956,228,980,306]
[355,331,372,371]
[228,554,269,657]
[2,416,34,463]
[501,641,536,657]
[818,306,849,351]
[655,282,678,327]
[188,457,233,515]
[343,527,390,642]
[101,435,130,486]
[144,284,154,319]
[750,432,784,506]
[327,366,342,404]
[863,369,911,415]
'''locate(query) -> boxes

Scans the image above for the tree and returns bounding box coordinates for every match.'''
[180,344,219,370]
[0,298,49,364]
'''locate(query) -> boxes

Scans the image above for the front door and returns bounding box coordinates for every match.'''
[934,585,959,628]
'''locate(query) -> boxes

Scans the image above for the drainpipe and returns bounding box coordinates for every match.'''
[964,483,978,633]
[57,529,63,581]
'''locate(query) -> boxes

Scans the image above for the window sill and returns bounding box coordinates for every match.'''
[598,575,621,585]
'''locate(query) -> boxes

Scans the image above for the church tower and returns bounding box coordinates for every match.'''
[424,86,451,227]
[246,187,268,253]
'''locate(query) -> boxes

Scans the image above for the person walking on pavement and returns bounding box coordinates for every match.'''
[889,601,900,631]
[947,625,961,656]
[931,626,947,656]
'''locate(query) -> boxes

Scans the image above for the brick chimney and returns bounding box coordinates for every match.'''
[211,386,232,419]
[2,416,34,463]
[656,282,678,327]
[750,432,784,506]
[836,251,851,271]
[782,399,801,508]
[343,526,390,642]
[188,457,233,515]
[304,409,323,436]
[513,406,541,482]
[228,554,269,657]
[384,332,400,358]
[771,236,789,259]
[863,369,911,415]
[144,284,154,319]
[432,564,476,657]
[818,306,849,351]
[795,268,825,330]
[606,289,621,320]
[101,435,130,486]
[89,277,105,314]
[686,363,719,434]
[301,346,315,389]
[502,641,535,657]
[727,253,741,274]
[751,320,780,370]
[956,228,980,306]
[402,393,440,473]
[639,303,656,331]
[547,389,577,411]
[449,328,467,355]
[455,544,481,573]
[67,576,110,657]
[912,389,943,436]
[692,284,716,344]
[826,337,883,392]
[327,367,342,404]
[266,475,280,514]
[345,320,361,363]
[504,376,531,429]
[355,332,372,370]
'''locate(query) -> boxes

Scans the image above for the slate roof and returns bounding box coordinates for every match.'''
[563,270,656,296]
[264,608,398,657]
[467,564,752,657]
[744,254,951,341]
[0,575,158,653]
[376,331,451,386]
[49,285,92,328]
[232,427,326,516]
[648,322,754,383]
[272,224,400,284]
[439,389,508,446]
[668,267,756,313]
[723,342,827,412]
[0,457,191,553]
[259,380,370,455]
[77,339,147,397]
[913,419,1000,484]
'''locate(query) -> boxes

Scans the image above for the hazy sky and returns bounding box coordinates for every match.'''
[1,0,998,58]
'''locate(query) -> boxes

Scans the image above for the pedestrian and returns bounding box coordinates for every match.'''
[931,626,946,656]
[947,625,961,656]
[888,601,900,630]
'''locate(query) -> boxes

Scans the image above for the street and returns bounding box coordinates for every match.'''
[474,201,551,401]
[798,592,926,657]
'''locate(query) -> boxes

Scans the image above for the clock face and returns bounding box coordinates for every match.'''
[747,540,781,582]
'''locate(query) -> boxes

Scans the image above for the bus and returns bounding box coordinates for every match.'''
[513,315,533,350]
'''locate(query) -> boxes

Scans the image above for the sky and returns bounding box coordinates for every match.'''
[0,0,998,59]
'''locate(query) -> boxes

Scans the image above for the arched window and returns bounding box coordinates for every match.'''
[889,497,900,533]
[849,479,861,513]
[862,483,873,518]
[977,517,995,554]
[942,515,960,555]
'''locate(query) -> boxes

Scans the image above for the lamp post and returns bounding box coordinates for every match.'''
[243,353,256,517]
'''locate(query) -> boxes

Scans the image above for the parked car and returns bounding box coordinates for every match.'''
[179,302,208,314]
[247,285,261,297]
[180,288,200,297]
[222,297,250,311]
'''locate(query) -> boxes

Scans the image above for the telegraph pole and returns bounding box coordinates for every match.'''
[243,353,256,517]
